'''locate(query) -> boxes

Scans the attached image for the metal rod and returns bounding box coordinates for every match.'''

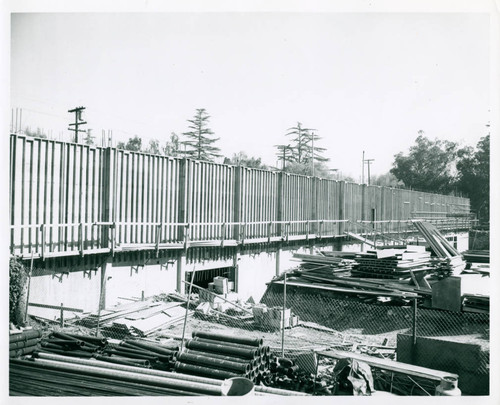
[281,272,287,357]
[180,266,196,352]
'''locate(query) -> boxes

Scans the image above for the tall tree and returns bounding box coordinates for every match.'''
[83,128,95,146]
[275,144,295,170]
[456,135,489,222]
[390,132,457,193]
[145,139,161,155]
[223,152,267,169]
[286,122,313,164]
[182,109,221,161]
[163,132,182,157]
[117,135,142,152]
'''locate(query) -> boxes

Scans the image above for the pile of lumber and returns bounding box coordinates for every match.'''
[463,250,490,264]
[351,247,432,279]
[77,300,191,338]
[293,252,356,274]
[412,220,466,276]
[10,329,41,358]
[462,294,489,314]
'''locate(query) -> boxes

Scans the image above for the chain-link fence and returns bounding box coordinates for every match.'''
[25,276,489,395]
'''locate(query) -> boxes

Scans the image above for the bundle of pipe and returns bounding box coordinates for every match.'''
[173,331,272,383]
[38,332,176,369]
[9,329,42,358]
[18,352,309,396]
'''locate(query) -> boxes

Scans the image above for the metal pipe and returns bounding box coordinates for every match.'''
[36,348,94,358]
[9,329,42,344]
[9,338,39,350]
[102,348,159,361]
[192,336,264,352]
[25,358,223,395]
[94,354,151,368]
[44,339,85,347]
[176,352,251,373]
[64,333,108,346]
[185,339,259,359]
[123,339,176,356]
[184,349,256,367]
[255,385,310,396]
[36,352,223,386]
[282,272,287,357]
[192,331,263,347]
[174,361,239,380]
[9,346,37,357]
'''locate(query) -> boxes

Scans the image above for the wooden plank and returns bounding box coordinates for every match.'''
[315,349,458,382]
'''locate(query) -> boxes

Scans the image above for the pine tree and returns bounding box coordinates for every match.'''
[181,109,221,161]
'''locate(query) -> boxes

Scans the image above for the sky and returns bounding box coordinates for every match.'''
[10,12,491,179]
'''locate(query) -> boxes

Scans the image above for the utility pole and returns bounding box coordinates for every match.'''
[365,159,375,185]
[68,106,87,143]
[361,150,365,184]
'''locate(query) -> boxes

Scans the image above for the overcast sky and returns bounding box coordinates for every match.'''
[11,12,491,178]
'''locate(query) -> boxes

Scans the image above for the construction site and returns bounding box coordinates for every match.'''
[8,133,490,397]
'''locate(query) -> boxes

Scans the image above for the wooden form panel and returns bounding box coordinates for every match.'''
[9,135,105,256]
[9,134,472,257]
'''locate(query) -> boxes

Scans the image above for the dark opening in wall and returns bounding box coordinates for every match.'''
[185,266,235,291]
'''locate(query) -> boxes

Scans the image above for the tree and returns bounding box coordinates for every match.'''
[163,132,183,157]
[456,135,489,222]
[83,129,95,146]
[275,144,295,170]
[25,126,47,139]
[286,122,313,164]
[223,152,267,169]
[390,132,458,193]
[370,172,404,188]
[145,139,161,155]
[117,135,142,152]
[182,109,221,161]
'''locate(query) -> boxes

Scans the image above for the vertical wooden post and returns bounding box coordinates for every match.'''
[177,158,188,242]
[60,303,64,328]
[233,247,240,293]
[338,181,345,236]
[101,147,115,250]
[275,246,281,277]
[276,172,283,238]
[232,166,242,243]
[176,251,186,293]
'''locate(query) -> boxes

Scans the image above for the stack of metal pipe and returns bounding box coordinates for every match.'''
[174,331,272,383]
[10,352,309,396]
[9,329,41,358]
[38,332,176,369]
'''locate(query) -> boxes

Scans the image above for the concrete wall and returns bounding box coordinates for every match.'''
[397,333,489,395]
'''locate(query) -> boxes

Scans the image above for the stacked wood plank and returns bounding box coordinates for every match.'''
[462,294,489,313]
[412,220,466,276]
[77,300,190,338]
[283,250,432,300]
[462,250,490,264]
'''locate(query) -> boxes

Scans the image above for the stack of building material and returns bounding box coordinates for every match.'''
[462,294,489,313]
[37,331,176,369]
[11,352,305,396]
[9,329,41,358]
[412,220,466,276]
[252,304,299,330]
[293,252,356,274]
[462,250,489,265]
[351,248,432,279]
[174,331,272,383]
[77,300,190,338]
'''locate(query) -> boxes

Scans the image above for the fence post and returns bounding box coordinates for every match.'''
[60,303,64,328]
[412,298,418,362]
[281,273,287,358]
